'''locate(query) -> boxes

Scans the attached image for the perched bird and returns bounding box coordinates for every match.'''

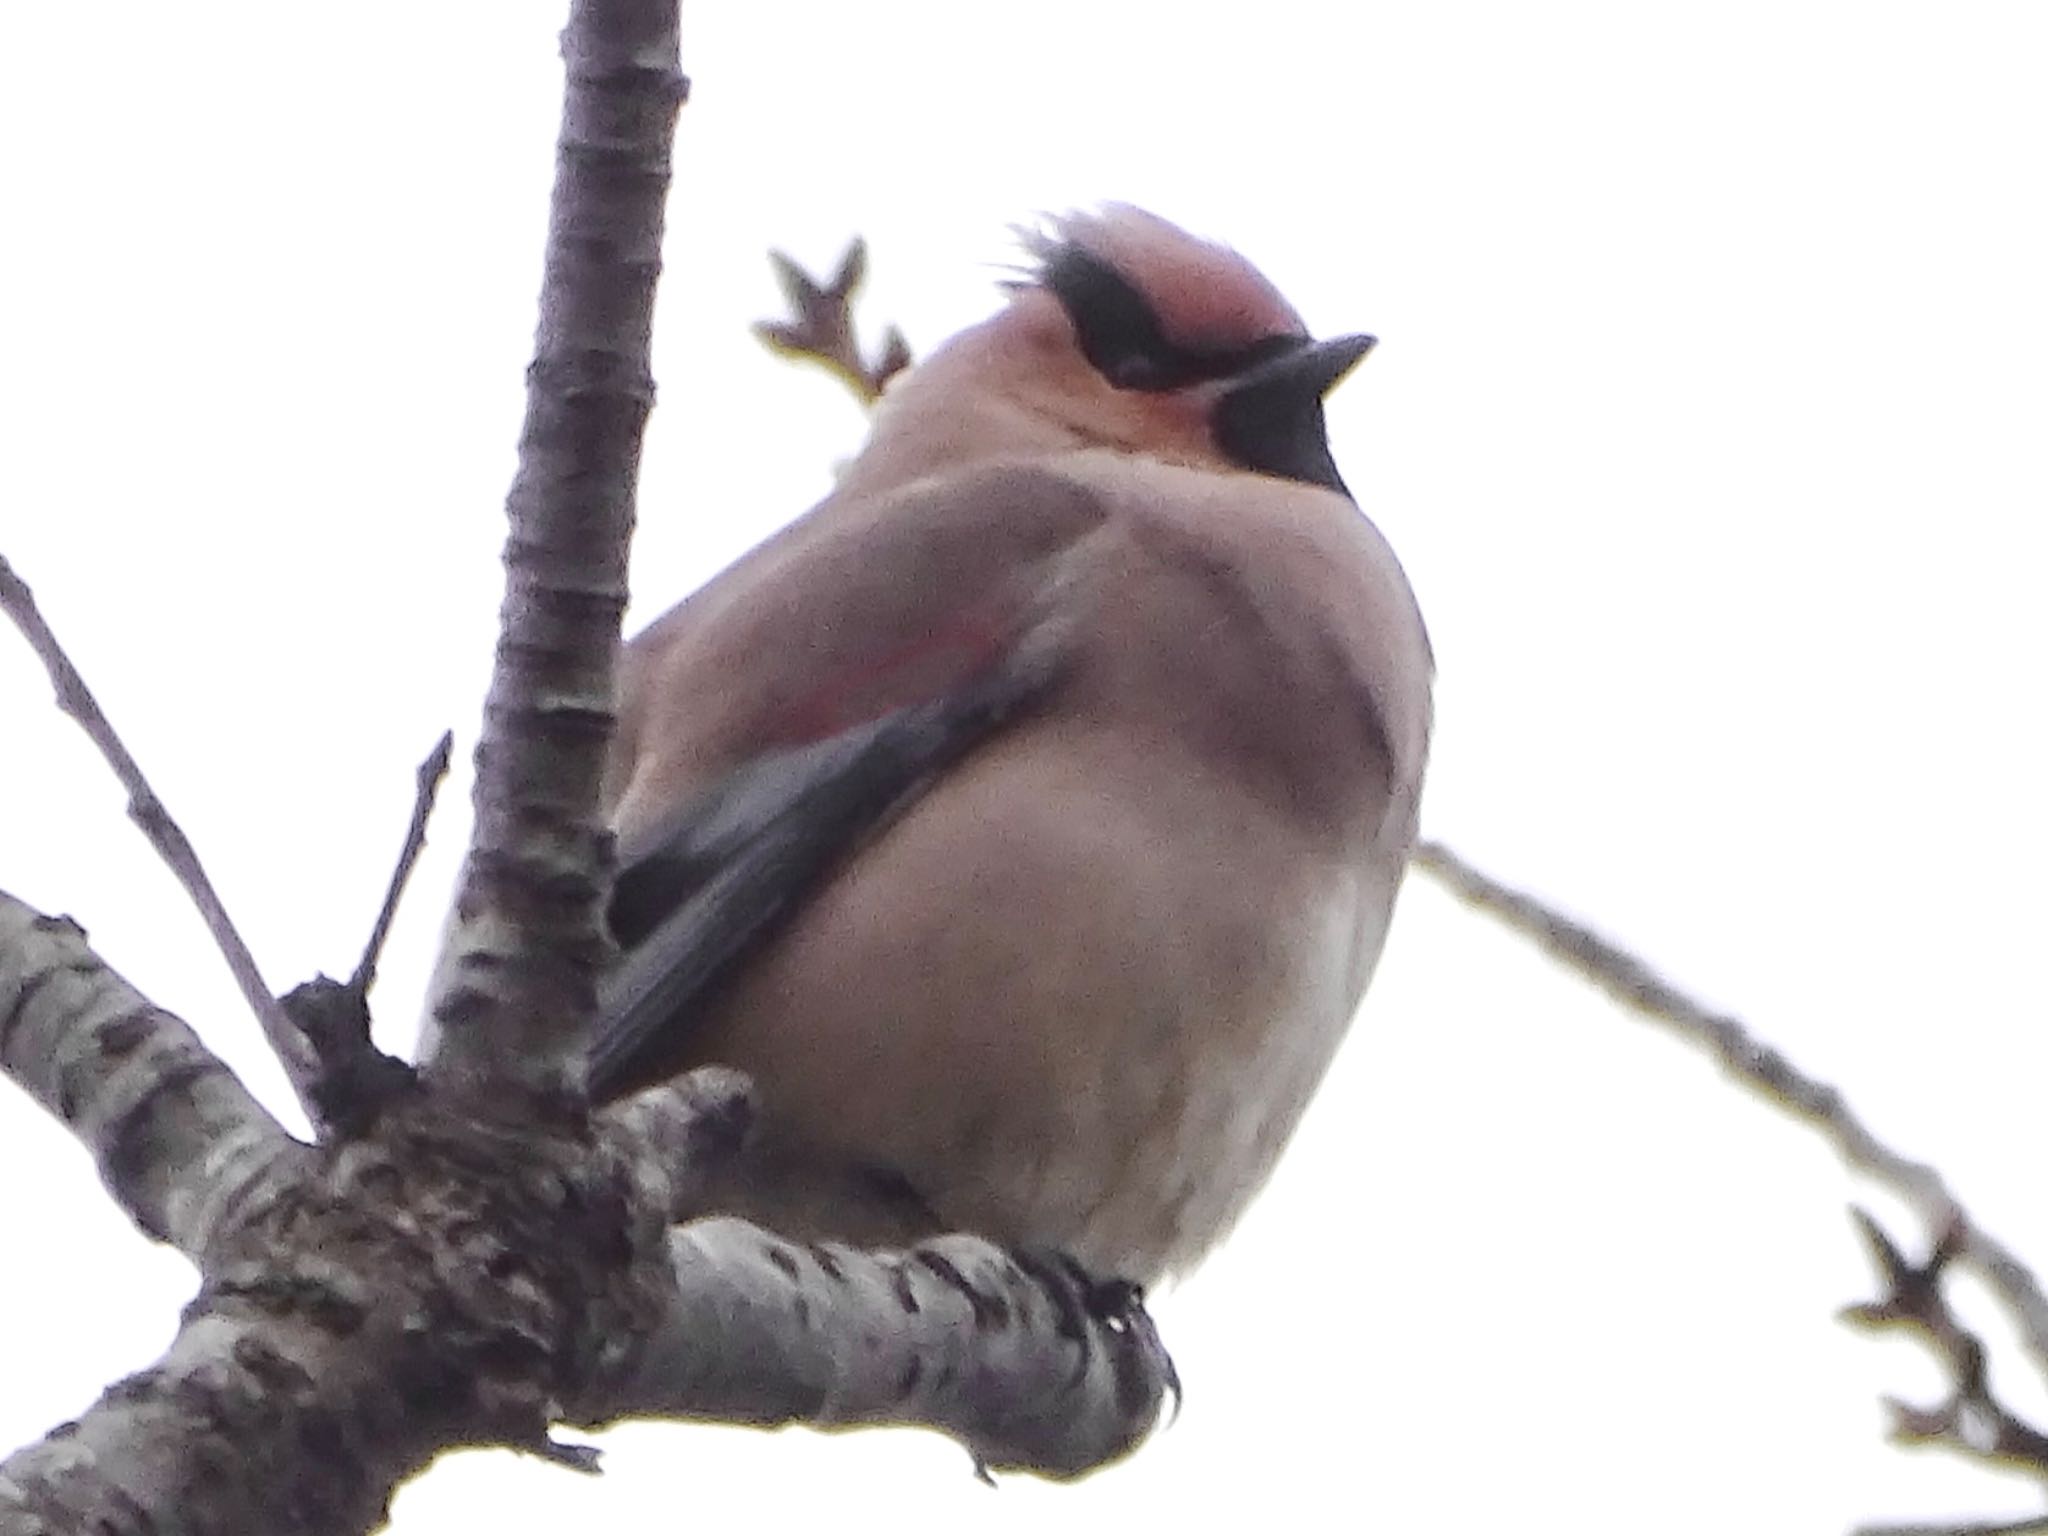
[586,206,1432,1286]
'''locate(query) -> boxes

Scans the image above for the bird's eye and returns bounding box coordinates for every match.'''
[1040,245,1181,389]
[1039,244,1301,395]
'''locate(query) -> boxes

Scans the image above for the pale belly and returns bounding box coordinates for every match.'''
[675,727,1404,1283]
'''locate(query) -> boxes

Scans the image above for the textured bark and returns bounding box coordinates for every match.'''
[425,0,688,1108]
[0,6,1177,1527]
[0,895,1171,1533]
[0,1031,674,1536]
[601,1219,1172,1477]
[0,891,299,1256]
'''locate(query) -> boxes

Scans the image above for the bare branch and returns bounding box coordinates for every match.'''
[271,735,452,1139]
[1412,840,2048,1368]
[0,899,1157,1523]
[1414,838,2048,1516]
[5,7,1174,1525]
[0,553,319,1105]
[0,889,300,1257]
[598,1066,756,1221]
[353,730,453,995]
[0,1085,674,1536]
[1842,1210,2048,1485]
[590,1217,1172,1477]
[425,0,689,1105]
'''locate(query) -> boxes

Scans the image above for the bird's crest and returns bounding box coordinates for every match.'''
[1017,205,1307,359]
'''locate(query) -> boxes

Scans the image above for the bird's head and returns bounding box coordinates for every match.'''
[846,206,1374,500]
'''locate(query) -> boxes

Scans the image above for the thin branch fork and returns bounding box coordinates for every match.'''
[0,893,1173,1528]
[1844,1210,2048,1491]
[0,5,1180,1526]
[6,21,2044,1533]
[0,553,321,1109]
[1412,839,2048,1530]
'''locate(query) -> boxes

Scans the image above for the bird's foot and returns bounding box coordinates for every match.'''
[1011,1248,1181,1421]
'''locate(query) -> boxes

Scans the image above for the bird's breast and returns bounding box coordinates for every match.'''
[606,454,1428,1282]
[677,706,1405,1282]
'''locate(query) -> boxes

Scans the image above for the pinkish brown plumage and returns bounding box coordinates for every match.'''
[1039,204,1307,352]
[440,208,1432,1285]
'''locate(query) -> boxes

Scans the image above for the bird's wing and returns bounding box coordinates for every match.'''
[586,463,1103,1100]
[586,614,1068,1101]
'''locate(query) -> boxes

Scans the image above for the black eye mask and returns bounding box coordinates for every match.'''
[1035,240,1361,499]
[1038,243,1297,393]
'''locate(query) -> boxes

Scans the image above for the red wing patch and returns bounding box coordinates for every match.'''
[766,607,1018,748]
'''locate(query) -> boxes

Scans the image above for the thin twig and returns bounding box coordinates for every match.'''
[752,239,911,406]
[0,554,317,1102]
[1843,1212,2048,1482]
[1410,839,2048,1377]
[1843,1209,2048,1485]
[278,732,451,1136]
[352,730,454,993]
[1413,834,2048,1525]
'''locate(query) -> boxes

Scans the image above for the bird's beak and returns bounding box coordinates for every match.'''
[1228,333,1377,402]
[1212,334,1377,499]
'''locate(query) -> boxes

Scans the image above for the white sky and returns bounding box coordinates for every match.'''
[4,3,2047,1531]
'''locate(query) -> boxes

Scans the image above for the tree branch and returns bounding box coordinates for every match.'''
[0,893,1165,1530]
[1843,1209,2048,1504]
[1857,1519,2048,1536]
[0,1078,672,1536]
[0,889,299,1258]
[1413,837,2048,1525]
[424,0,688,1107]
[0,554,319,1108]
[354,731,454,996]
[598,1066,756,1221]
[1410,839,2048,1375]
[3,13,1176,1523]
[588,1218,1171,1477]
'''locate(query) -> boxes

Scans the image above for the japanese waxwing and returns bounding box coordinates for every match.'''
[586,206,1432,1286]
